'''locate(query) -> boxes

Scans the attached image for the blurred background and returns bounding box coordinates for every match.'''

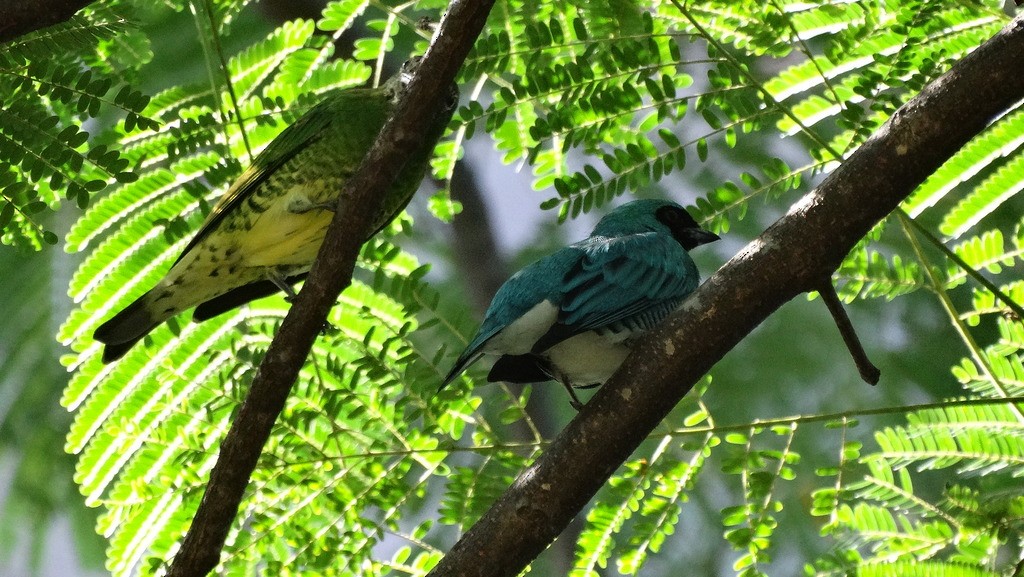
[0,1,996,575]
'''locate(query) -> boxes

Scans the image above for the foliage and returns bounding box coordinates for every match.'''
[0,4,157,250]
[1,0,1022,575]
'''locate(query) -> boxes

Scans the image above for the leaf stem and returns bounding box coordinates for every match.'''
[898,207,1024,320]
[897,210,1024,423]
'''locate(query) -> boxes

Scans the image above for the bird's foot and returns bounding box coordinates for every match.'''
[560,380,585,411]
[287,196,336,214]
[417,16,439,33]
[267,272,334,334]
[270,274,299,301]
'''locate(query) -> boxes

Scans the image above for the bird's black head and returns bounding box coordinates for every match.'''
[656,205,720,251]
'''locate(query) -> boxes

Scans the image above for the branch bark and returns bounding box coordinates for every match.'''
[429,14,1024,577]
[164,1,494,575]
[0,0,97,44]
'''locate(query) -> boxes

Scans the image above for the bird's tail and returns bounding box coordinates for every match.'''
[438,351,481,392]
[93,292,164,363]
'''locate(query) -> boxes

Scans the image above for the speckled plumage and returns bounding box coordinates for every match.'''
[94,59,458,362]
[441,199,719,408]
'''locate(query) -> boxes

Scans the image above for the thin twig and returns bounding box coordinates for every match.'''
[814,280,881,384]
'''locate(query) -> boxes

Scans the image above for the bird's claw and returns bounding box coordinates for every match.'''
[288,197,337,214]
[269,274,300,302]
[561,380,585,411]
[416,16,438,32]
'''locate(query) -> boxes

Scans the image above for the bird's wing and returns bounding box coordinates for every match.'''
[173,90,372,265]
[440,249,580,388]
[532,232,696,353]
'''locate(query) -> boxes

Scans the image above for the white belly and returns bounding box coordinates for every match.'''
[545,331,631,387]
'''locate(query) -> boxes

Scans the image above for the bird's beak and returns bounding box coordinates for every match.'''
[688,228,720,247]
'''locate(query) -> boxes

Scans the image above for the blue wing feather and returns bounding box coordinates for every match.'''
[440,248,581,387]
[532,231,697,352]
[444,232,697,385]
[442,199,715,390]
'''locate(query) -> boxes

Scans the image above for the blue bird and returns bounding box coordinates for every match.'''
[441,199,719,409]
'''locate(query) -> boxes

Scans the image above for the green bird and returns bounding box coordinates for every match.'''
[94,58,458,363]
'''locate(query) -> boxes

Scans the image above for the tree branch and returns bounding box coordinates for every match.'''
[814,280,880,385]
[0,0,97,44]
[429,15,1024,577]
[164,1,494,575]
